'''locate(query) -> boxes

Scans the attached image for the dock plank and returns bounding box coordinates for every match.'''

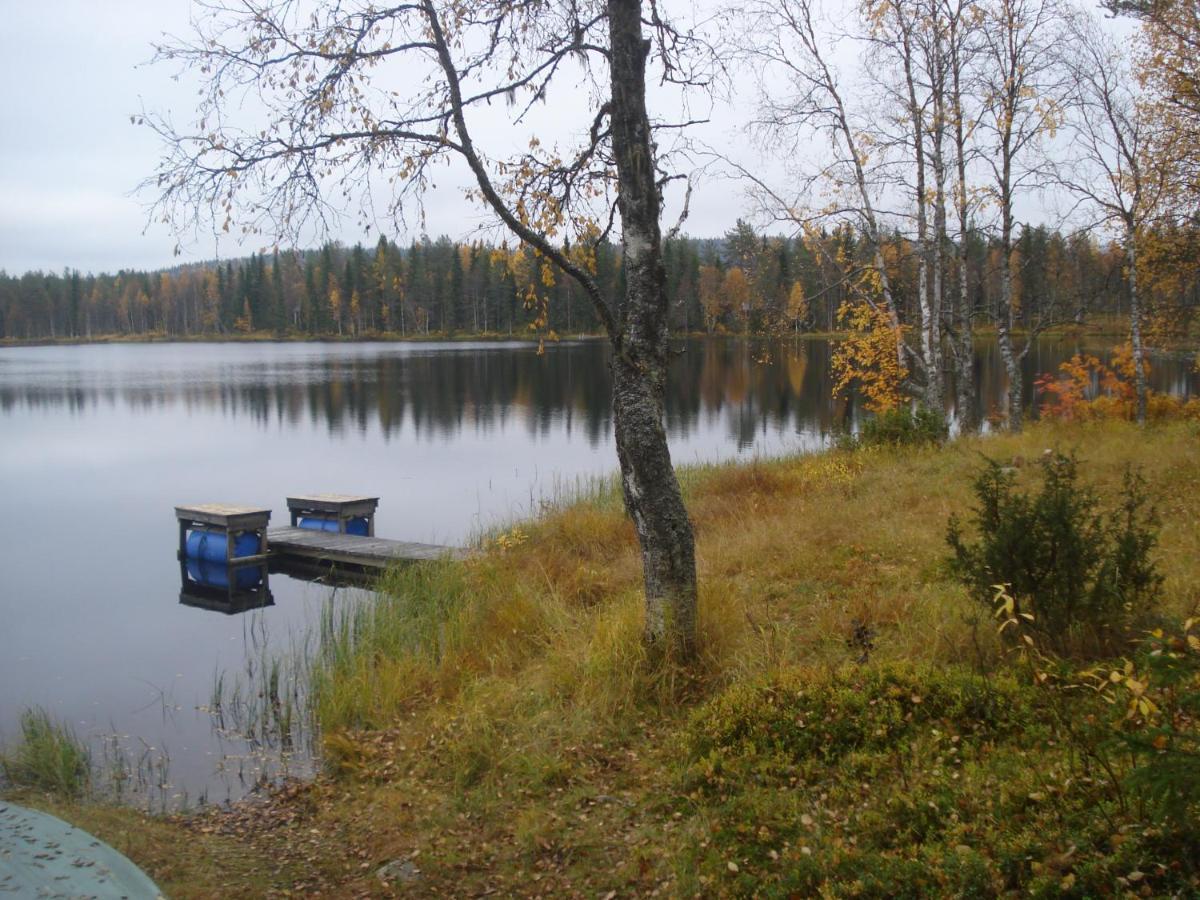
[267,526,466,568]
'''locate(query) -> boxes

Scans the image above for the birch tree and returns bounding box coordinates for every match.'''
[1105,0,1200,217]
[944,0,984,431]
[1057,11,1166,424]
[145,0,709,657]
[735,0,909,386]
[741,0,989,416]
[976,0,1066,430]
[862,0,945,409]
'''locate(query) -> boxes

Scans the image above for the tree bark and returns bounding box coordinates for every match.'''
[900,18,937,408]
[997,248,1023,431]
[1125,226,1148,425]
[949,8,977,433]
[607,0,698,657]
[998,140,1023,430]
[927,16,948,413]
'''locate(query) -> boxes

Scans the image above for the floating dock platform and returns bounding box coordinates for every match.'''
[266,525,463,567]
[174,495,464,581]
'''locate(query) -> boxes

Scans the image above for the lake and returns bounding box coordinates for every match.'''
[0,336,1194,806]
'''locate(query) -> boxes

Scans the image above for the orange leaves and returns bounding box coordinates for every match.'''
[1035,344,1179,422]
[1034,353,1103,421]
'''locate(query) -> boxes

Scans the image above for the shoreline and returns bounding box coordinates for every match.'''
[4,419,1199,896]
[0,319,1163,350]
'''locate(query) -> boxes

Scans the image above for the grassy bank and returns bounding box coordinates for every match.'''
[5,420,1198,896]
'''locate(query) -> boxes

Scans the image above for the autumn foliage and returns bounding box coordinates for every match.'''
[1035,344,1200,422]
[832,300,907,412]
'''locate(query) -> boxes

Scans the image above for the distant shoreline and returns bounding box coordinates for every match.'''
[0,320,1158,350]
[0,331,607,349]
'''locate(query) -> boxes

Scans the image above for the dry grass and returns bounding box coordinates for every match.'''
[12,419,1199,897]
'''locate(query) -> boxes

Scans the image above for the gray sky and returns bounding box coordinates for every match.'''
[0,1,749,275]
[0,1,1127,276]
[1,2,192,273]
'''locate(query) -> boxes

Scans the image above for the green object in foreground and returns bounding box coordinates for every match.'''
[0,802,163,898]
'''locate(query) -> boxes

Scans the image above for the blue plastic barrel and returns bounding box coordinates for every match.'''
[186,558,263,590]
[297,516,369,536]
[185,527,260,563]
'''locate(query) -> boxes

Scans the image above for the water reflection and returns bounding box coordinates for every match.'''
[179,543,274,615]
[1,339,1192,446]
[0,339,853,446]
[179,582,275,615]
[1,336,1196,810]
[178,559,385,618]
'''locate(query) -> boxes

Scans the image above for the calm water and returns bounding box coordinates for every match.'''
[0,337,1194,806]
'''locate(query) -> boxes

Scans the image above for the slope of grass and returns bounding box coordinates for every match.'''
[8,420,1199,896]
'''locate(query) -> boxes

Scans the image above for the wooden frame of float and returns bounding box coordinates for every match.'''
[285,494,380,536]
[174,504,274,605]
[174,504,273,567]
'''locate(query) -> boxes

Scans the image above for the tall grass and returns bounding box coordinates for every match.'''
[183,419,1200,809]
[309,560,477,731]
[303,421,1200,785]
[21,420,1200,897]
[0,707,91,798]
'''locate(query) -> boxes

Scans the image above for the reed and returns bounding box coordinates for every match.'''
[0,707,91,798]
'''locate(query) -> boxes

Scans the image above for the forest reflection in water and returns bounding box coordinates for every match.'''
[0,335,1196,808]
[6,336,1193,449]
[0,338,855,449]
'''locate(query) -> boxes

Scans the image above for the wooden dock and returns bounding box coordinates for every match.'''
[267,526,466,569]
[175,496,465,591]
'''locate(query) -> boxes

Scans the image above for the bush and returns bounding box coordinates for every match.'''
[686,663,1034,780]
[854,406,948,449]
[1109,620,1200,827]
[0,707,91,797]
[947,452,1163,655]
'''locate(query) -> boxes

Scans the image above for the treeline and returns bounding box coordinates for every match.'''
[0,222,1191,342]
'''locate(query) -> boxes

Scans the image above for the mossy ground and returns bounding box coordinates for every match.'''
[7,420,1199,897]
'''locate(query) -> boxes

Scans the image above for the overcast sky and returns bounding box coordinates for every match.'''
[0,1,1126,276]
[1,2,193,273]
[0,1,759,275]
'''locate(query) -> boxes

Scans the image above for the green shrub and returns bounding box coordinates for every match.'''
[947,452,1163,655]
[1112,621,1200,827]
[0,707,91,798]
[855,406,949,449]
[686,663,1034,781]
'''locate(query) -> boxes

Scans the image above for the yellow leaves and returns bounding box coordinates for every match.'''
[831,300,906,412]
[993,583,1016,622]
[723,268,753,327]
[489,526,528,552]
[1095,658,1163,721]
[786,282,808,325]
[494,242,557,338]
[1137,227,1200,343]
[989,583,1043,660]
[1137,1,1200,206]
